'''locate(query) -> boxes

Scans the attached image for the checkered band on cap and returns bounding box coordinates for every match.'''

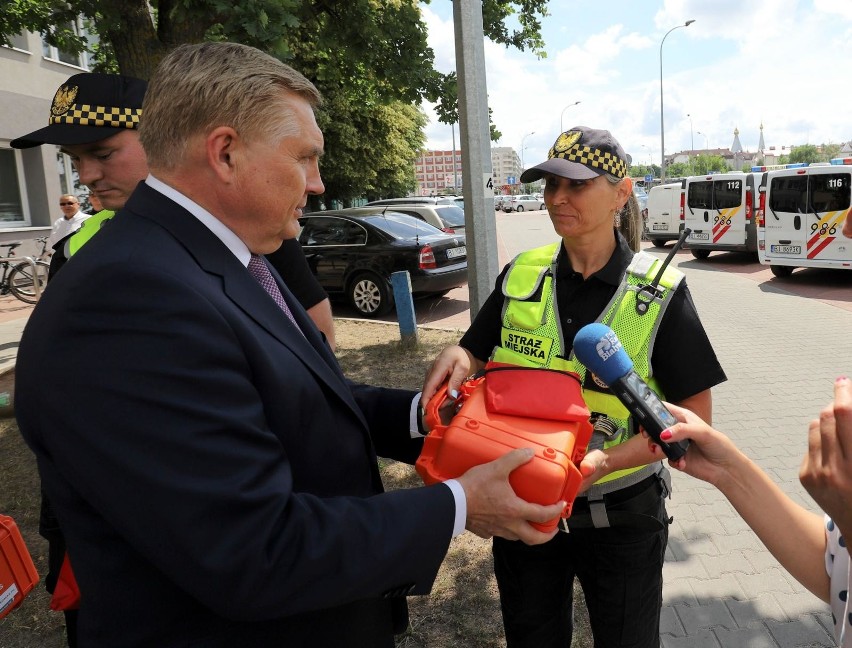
[548,140,627,178]
[49,104,141,130]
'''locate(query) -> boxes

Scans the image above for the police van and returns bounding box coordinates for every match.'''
[683,172,760,259]
[757,160,852,277]
[644,180,685,247]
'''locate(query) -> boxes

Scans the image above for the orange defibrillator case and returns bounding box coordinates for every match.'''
[0,514,40,620]
[416,363,594,532]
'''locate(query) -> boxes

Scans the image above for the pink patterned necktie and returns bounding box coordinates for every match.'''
[247,254,301,331]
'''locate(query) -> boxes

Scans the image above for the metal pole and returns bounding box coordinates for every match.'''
[520,131,534,193]
[452,122,458,191]
[454,0,498,319]
[659,19,695,182]
[559,101,580,133]
[688,112,694,174]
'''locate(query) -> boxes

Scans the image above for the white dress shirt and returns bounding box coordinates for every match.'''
[47,210,91,249]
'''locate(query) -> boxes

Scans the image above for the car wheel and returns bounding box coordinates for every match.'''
[516,205,524,212]
[770,264,795,278]
[691,249,711,259]
[349,272,393,317]
[539,203,546,210]
[651,239,668,248]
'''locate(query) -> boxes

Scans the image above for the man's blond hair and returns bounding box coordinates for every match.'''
[139,42,321,170]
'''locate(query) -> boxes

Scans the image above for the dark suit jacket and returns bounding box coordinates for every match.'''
[16,182,455,647]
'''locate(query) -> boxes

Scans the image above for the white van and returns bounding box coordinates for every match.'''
[757,163,852,276]
[683,172,760,259]
[644,181,684,247]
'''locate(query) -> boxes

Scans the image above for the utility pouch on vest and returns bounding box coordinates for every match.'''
[0,514,39,620]
[417,365,594,532]
[502,265,551,330]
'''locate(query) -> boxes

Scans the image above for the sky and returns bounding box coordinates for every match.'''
[421,0,852,173]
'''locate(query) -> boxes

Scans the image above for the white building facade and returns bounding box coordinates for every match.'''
[1,25,94,242]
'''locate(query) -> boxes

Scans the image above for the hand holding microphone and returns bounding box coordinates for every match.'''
[572,323,690,461]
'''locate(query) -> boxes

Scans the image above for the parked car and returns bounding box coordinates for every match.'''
[632,184,649,219]
[367,196,462,208]
[297,208,468,317]
[371,203,466,235]
[503,194,546,212]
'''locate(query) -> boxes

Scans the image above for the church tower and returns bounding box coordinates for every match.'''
[731,127,744,170]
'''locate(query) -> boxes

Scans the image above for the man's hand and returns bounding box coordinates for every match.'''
[456,448,564,545]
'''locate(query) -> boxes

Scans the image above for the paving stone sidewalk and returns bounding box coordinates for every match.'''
[658,255,849,648]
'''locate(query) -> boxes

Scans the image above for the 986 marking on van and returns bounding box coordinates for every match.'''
[757,164,852,277]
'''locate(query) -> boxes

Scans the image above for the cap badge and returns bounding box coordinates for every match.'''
[51,84,78,117]
[551,130,582,156]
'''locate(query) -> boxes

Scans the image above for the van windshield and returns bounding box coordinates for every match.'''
[714,179,742,209]
[687,178,743,212]
[769,173,850,214]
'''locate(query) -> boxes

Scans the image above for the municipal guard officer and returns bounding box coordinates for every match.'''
[423,126,727,648]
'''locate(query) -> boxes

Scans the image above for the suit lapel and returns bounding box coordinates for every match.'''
[125,184,366,426]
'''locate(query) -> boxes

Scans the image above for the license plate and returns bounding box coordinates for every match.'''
[446,246,466,259]
[690,232,710,240]
[770,244,801,254]
[652,224,668,230]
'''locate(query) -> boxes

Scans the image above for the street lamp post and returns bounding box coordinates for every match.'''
[697,130,709,151]
[687,112,694,173]
[520,131,535,190]
[659,19,695,181]
[559,101,581,133]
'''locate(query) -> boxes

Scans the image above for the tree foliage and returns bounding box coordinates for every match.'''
[666,154,730,178]
[788,143,842,164]
[2,0,550,203]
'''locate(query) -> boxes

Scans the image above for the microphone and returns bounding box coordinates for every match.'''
[572,323,689,461]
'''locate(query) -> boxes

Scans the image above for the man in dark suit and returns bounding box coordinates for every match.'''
[15,42,561,647]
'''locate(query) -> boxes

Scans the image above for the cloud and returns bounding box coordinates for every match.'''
[421,1,852,171]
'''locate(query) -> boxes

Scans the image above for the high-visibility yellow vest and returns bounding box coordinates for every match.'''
[64,210,115,258]
[492,242,684,488]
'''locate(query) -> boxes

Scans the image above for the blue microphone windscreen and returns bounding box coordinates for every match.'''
[573,323,634,385]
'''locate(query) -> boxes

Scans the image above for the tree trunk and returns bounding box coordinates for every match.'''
[103,0,164,79]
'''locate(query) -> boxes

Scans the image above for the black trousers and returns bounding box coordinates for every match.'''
[492,476,669,648]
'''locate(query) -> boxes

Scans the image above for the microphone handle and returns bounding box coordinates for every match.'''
[611,370,689,461]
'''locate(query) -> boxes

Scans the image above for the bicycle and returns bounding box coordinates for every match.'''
[33,236,53,262]
[0,241,50,304]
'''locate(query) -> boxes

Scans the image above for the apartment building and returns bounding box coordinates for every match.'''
[414,146,526,196]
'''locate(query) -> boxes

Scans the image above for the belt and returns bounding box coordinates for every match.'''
[559,474,666,533]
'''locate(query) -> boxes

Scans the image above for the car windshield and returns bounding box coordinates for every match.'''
[360,212,446,239]
[433,205,466,227]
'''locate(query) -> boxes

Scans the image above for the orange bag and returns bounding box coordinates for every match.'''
[416,365,594,532]
[0,514,40,619]
[49,552,80,611]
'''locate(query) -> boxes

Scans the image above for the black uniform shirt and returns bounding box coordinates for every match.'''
[460,231,726,402]
[265,238,328,311]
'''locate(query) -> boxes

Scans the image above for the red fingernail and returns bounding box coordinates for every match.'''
[837,376,848,384]
[660,429,673,441]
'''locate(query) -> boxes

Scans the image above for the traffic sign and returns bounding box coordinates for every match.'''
[645,174,654,184]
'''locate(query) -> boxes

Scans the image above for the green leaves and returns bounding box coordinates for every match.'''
[4,0,549,204]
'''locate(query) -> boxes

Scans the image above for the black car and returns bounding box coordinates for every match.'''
[298,208,468,317]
